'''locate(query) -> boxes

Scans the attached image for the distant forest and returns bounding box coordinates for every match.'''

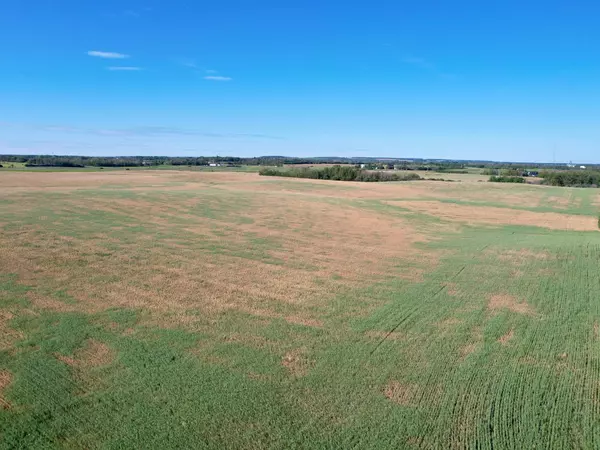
[1,154,596,171]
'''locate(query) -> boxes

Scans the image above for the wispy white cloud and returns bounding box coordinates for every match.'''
[42,126,80,132]
[0,122,282,140]
[87,50,129,59]
[123,10,140,18]
[107,66,142,71]
[205,69,218,74]
[176,58,197,68]
[401,56,434,69]
[204,75,232,81]
[401,55,457,79]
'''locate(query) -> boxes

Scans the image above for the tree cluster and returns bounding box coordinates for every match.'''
[540,171,600,187]
[489,176,525,183]
[259,165,422,182]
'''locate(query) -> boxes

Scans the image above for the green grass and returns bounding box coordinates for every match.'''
[1,174,600,448]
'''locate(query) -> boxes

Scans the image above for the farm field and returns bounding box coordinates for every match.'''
[1,170,600,448]
[0,164,263,173]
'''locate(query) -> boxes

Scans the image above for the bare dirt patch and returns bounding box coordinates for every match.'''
[387,201,597,231]
[488,294,535,316]
[0,370,12,409]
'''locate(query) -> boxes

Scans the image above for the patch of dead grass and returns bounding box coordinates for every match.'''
[0,177,439,329]
[0,370,12,409]
[498,329,515,345]
[437,318,462,331]
[488,294,535,316]
[443,282,459,296]
[27,292,78,313]
[282,348,313,377]
[460,343,478,358]
[496,248,552,263]
[56,339,113,369]
[0,311,23,351]
[388,201,597,231]
[459,326,483,359]
[545,196,570,209]
[383,380,419,406]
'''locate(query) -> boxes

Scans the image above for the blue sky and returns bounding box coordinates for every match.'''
[1,1,599,162]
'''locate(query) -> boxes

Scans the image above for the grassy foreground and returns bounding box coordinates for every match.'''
[0,171,599,448]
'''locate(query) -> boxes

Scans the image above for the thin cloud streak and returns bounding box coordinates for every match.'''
[87,50,129,59]
[177,58,198,68]
[123,10,140,18]
[107,66,142,71]
[401,56,435,69]
[401,55,457,79]
[204,75,232,81]
[0,122,283,140]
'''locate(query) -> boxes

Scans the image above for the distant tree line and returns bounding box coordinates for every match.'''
[489,176,525,183]
[540,171,600,187]
[2,154,600,174]
[0,155,330,168]
[259,166,422,182]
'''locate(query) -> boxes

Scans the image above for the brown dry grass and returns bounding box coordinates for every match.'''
[387,201,597,231]
[0,171,560,335]
[282,348,313,377]
[444,282,459,296]
[459,343,478,358]
[437,318,462,331]
[0,171,182,190]
[498,329,515,345]
[383,380,419,406]
[0,370,12,409]
[0,310,23,351]
[56,339,113,369]
[459,326,483,358]
[0,173,436,328]
[27,292,78,313]
[488,294,535,316]
[496,248,552,262]
[544,196,570,209]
